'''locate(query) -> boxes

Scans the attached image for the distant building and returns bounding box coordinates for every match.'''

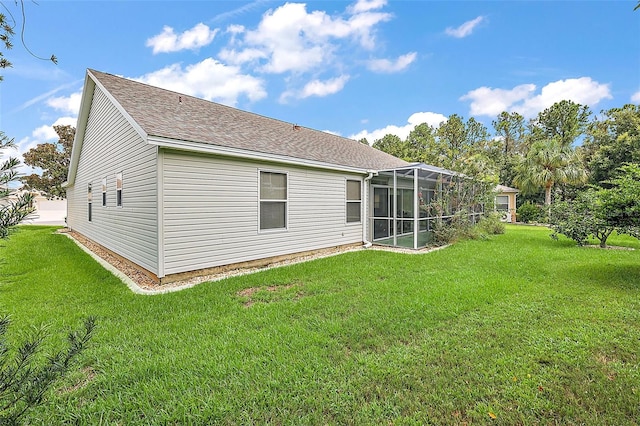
[495,185,519,223]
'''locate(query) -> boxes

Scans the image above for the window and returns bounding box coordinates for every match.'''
[259,171,287,230]
[346,179,362,223]
[102,177,107,206]
[87,183,92,222]
[495,195,509,211]
[116,172,123,207]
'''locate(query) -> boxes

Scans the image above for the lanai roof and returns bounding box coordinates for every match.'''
[87,69,408,172]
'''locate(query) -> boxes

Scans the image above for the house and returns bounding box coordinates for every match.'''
[495,184,519,223]
[7,190,66,225]
[66,69,462,284]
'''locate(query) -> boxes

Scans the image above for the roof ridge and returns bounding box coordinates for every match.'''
[89,69,347,143]
[87,69,409,171]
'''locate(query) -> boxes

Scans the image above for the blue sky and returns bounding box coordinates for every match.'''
[1,0,639,173]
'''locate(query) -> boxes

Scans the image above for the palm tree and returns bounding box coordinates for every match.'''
[515,138,587,206]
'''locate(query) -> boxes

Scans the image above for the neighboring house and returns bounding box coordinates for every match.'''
[8,190,67,225]
[495,184,519,223]
[66,69,463,284]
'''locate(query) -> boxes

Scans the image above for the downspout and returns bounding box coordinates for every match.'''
[362,170,376,248]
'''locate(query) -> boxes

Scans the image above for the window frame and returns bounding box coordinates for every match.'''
[345,178,362,224]
[116,172,123,208]
[87,182,93,222]
[258,169,288,232]
[101,177,107,207]
[495,195,509,212]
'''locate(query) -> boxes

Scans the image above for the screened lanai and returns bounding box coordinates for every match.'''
[368,163,483,249]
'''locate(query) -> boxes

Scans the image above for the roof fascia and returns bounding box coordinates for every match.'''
[88,70,148,141]
[148,136,372,175]
[65,70,149,187]
[64,72,94,187]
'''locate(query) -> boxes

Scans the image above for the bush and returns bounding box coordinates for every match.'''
[517,202,543,223]
[549,200,592,246]
[0,316,96,424]
[549,190,615,248]
[433,212,484,245]
[479,212,506,235]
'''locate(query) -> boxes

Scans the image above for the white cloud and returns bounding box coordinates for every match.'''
[460,77,612,118]
[218,47,267,65]
[279,75,350,102]
[366,52,417,73]
[229,2,392,74]
[146,23,219,54]
[322,129,342,136]
[13,80,83,113]
[631,90,640,103]
[136,58,267,106]
[348,0,387,14]
[2,116,78,178]
[31,117,77,142]
[46,91,82,115]
[210,0,269,24]
[445,16,484,38]
[460,84,536,117]
[349,111,447,143]
[301,75,350,98]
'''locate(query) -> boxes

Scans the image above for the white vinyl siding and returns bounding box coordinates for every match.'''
[66,85,158,274]
[101,177,107,207]
[161,150,364,276]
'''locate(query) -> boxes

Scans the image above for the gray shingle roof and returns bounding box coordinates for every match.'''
[89,69,408,171]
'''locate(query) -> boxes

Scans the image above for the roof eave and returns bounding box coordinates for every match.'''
[148,136,373,175]
[66,70,150,187]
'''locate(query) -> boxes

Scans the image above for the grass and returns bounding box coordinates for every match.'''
[1,224,639,425]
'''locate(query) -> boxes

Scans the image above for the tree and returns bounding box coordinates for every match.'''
[0,316,96,424]
[549,190,615,248]
[0,1,57,81]
[372,134,408,160]
[530,100,591,148]
[21,125,75,199]
[1,132,33,238]
[582,104,640,186]
[405,122,441,164]
[436,114,490,171]
[1,0,59,235]
[549,164,640,247]
[492,111,526,186]
[514,137,587,206]
[598,163,640,231]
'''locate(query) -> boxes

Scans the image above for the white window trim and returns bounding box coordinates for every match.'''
[258,169,288,233]
[116,172,123,208]
[87,182,93,222]
[345,178,362,225]
[101,177,107,207]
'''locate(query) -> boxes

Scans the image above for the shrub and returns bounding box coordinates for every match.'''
[0,316,96,424]
[517,202,543,223]
[549,190,615,248]
[433,212,484,245]
[479,212,506,235]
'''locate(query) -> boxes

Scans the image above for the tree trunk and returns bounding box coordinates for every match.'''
[599,229,613,248]
[544,184,552,206]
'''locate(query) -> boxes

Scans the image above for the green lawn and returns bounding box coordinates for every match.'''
[1,225,639,425]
